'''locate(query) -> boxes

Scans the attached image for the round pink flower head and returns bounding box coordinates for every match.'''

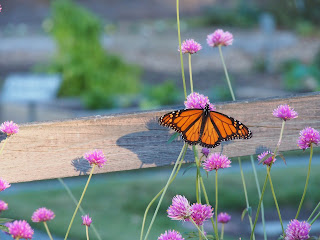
[167,195,191,221]
[0,178,11,192]
[179,39,202,54]
[31,207,55,222]
[297,127,320,150]
[82,214,92,227]
[285,219,310,240]
[207,29,233,47]
[0,200,8,213]
[257,151,276,166]
[0,121,19,136]
[7,220,34,239]
[190,203,214,226]
[84,149,107,168]
[203,153,231,171]
[217,212,231,224]
[158,229,184,240]
[184,92,216,111]
[273,104,298,121]
[201,147,210,157]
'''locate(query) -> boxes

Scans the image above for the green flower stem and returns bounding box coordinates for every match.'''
[57,178,102,240]
[64,165,96,240]
[239,157,255,240]
[219,43,261,239]
[43,222,53,240]
[296,144,313,219]
[250,155,267,240]
[310,210,320,225]
[200,177,219,240]
[86,226,90,240]
[275,121,286,153]
[218,45,235,101]
[307,201,320,222]
[176,0,187,99]
[221,223,225,240]
[143,144,188,240]
[193,146,201,203]
[267,166,284,235]
[189,54,194,93]
[250,173,269,240]
[0,137,8,157]
[189,217,208,240]
[192,146,202,240]
[215,170,218,233]
[140,145,187,240]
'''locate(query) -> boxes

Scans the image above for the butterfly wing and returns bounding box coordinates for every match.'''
[159,109,204,145]
[199,111,252,148]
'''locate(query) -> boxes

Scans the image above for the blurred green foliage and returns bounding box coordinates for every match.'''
[203,0,319,32]
[261,0,320,29]
[204,0,259,28]
[281,59,320,91]
[47,0,141,109]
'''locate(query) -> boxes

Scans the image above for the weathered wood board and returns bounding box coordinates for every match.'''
[1,93,319,183]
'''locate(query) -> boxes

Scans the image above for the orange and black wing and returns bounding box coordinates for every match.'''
[199,111,252,148]
[159,109,204,145]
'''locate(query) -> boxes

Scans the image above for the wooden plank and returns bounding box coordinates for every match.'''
[1,92,319,183]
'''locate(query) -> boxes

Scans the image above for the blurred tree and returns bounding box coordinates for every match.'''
[48,0,141,109]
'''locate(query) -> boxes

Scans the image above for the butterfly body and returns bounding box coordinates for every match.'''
[159,104,252,148]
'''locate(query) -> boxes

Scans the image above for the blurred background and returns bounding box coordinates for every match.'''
[0,0,320,239]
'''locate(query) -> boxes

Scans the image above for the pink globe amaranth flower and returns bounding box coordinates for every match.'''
[7,220,34,239]
[0,200,8,213]
[217,212,231,224]
[207,29,233,47]
[158,229,184,240]
[167,195,191,221]
[0,178,11,192]
[82,214,92,227]
[297,127,320,150]
[190,203,214,226]
[257,151,276,166]
[31,207,55,222]
[285,219,311,240]
[201,147,210,157]
[84,149,107,168]
[273,104,298,121]
[203,153,231,171]
[184,92,216,111]
[0,121,19,136]
[179,39,202,54]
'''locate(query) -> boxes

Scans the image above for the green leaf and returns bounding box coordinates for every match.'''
[0,224,9,233]
[241,208,248,221]
[247,206,252,217]
[0,218,13,224]
[278,152,287,165]
[258,152,273,164]
[183,163,197,175]
[167,132,179,144]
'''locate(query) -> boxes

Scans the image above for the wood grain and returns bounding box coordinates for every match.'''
[1,92,319,183]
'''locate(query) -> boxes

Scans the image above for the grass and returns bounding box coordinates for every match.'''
[2,150,319,239]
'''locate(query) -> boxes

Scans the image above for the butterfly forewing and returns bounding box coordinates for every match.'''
[159,109,203,135]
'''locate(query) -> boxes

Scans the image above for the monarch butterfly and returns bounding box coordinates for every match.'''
[159,104,252,148]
